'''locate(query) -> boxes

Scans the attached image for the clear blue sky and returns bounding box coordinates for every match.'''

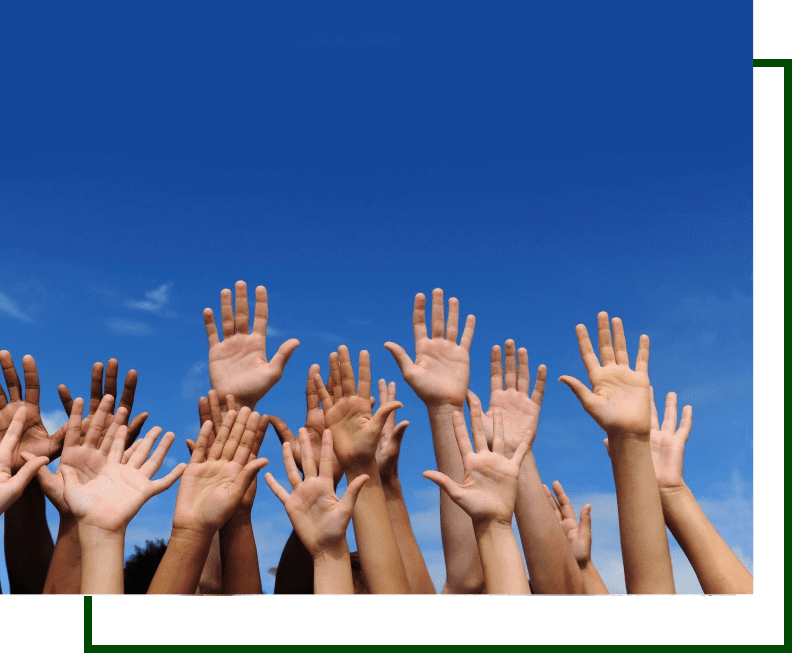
[0,1,752,592]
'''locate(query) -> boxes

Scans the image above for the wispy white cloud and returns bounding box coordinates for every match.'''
[41,409,66,435]
[181,361,208,399]
[125,283,174,315]
[106,318,153,336]
[266,326,282,336]
[0,292,35,324]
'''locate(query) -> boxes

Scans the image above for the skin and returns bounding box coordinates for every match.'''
[606,390,753,594]
[544,481,609,594]
[423,404,531,595]
[203,281,300,410]
[478,340,583,594]
[559,312,675,594]
[55,398,186,594]
[384,289,485,594]
[313,346,411,594]
[376,379,435,594]
[0,407,50,513]
[148,409,268,594]
[266,428,368,594]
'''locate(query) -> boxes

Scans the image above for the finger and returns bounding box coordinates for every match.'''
[8,456,51,497]
[611,318,630,366]
[99,407,129,455]
[340,473,369,512]
[313,374,333,411]
[126,412,148,444]
[391,420,409,445]
[232,458,269,497]
[650,386,660,431]
[378,378,387,407]
[459,315,475,352]
[269,415,297,447]
[282,442,303,490]
[662,392,678,432]
[203,308,220,347]
[104,358,119,409]
[22,355,40,406]
[318,429,335,479]
[543,484,563,521]
[0,406,27,456]
[140,431,176,478]
[446,297,460,343]
[251,286,269,337]
[84,395,115,448]
[89,362,104,414]
[369,401,403,436]
[338,346,356,397]
[383,342,414,377]
[0,350,23,402]
[150,463,188,495]
[450,410,474,458]
[190,421,213,463]
[220,408,252,461]
[198,396,211,430]
[306,364,321,412]
[635,334,650,375]
[532,365,547,407]
[558,375,593,407]
[603,438,610,457]
[466,391,488,453]
[117,368,138,417]
[574,324,600,375]
[207,410,237,461]
[220,288,235,337]
[679,405,693,441]
[264,472,290,505]
[208,390,224,433]
[58,384,74,416]
[128,426,163,468]
[552,481,576,522]
[597,312,616,365]
[504,340,518,390]
[579,504,592,540]
[269,339,300,374]
[299,428,317,478]
[107,424,129,463]
[490,345,503,394]
[234,280,250,334]
[511,440,530,470]
[357,350,371,400]
[413,293,428,342]
[252,414,269,457]
[63,399,85,449]
[122,438,143,464]
[430,288,445,339]
[422,470,461,502]
[492,408,505,455]
[329,352,342,401]
[517,347,530,394]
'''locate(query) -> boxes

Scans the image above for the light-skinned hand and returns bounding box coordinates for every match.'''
[544,481,593,566]
[0,406,50,513]
[375,379,410,482]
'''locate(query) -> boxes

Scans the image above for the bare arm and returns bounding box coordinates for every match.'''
[4,480,54,593]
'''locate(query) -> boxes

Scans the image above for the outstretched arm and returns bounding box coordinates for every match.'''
[560,313,674,594]
[424,405,530,594]
[385,290,484,594]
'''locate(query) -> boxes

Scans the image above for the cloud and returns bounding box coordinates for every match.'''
[181,361,208,399]
[125,283,173,314]
[266,326,282,336]
[40,410,66,435]
[0,292,35,324]
[106,318,153,336]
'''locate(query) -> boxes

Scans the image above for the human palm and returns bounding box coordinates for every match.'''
[174,460,250,532]
[281,475,353,554]
[649,389,691,491]
[375,381,409,481]
[545,481,593,565]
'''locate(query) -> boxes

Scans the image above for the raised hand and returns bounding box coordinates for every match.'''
[648,389,692,491]
[481,340,546,456]
[559,312,651,439]
[0,407,50,514]
[544,481,592,565]
[203,281,300,409]
[375,379,410,482]
[0,351,65,472]
[384,289,475,408]
[269,363,343,485]
[173,407,269,535]
[424,398,528,525]
[313,346,402,473]
[58,358,149,447]
[266,428,368,559]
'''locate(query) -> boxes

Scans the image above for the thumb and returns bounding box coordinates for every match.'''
[269,339,300,373]
[391,421,409,444]
[233,457,269,495]
[10,455,50,496]
[579,504,592,540]
[340,474,369,513]
[269,416,296,445]
[370,401,403,434]
[422,470,461,503]
[21,451,56,485]
[185,439,195,455]
[558,375,592,406]
[383,343,413,377]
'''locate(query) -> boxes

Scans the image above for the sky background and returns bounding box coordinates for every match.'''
[0,2,752,593]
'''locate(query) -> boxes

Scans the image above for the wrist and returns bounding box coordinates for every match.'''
[223,510,253,531]
[578,557,595,572]
[312,540,350,565]
[78,523,126,546]
[472,518,514,539]
[380,475,402,496]
[170,524,217,546]
[426,402,465,417]
[605,428,650,442]
[658,483,692,506]
[345,458,380,481]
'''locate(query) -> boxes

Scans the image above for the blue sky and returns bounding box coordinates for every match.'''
[0,2,752,593]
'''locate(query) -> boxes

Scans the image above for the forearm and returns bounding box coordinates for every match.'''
[661,485,752,594]
[427,404,485,594]
[78,526,125,594]
[579,559,610,594]
[219,513,262,594]
[347,461,411,594]
[382,477,436,594]
[609,436,675,594]
[473,521,530,594]
[196,532,222,595]
[148,527,214,594]
[44,514,82,594]
[513,454,584,594]
[313,542,354,594]
[4,480,55,593]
